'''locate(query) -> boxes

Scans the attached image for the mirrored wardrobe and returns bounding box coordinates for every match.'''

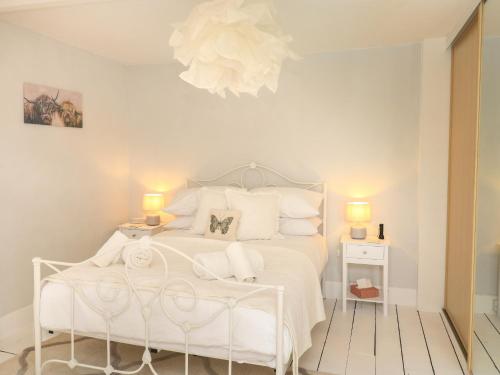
[474,0,500,373]
[445,0,500,373]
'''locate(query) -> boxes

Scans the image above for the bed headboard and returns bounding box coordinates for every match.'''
[187,162,328,236]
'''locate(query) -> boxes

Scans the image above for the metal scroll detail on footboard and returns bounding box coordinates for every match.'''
[32,240,287,375]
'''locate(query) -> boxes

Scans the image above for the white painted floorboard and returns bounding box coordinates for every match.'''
[300,299,336,371]
[486,314,500,334]
[397,305,434,375]
[345,302,375,375]
[419,311,464,375]
[475,314,500,373]
[441,312,469,373]
[473,333,499,375]
[476,314,500,368]
[375,304,404,375]
[300,300,464,374]
[317,301,355,374]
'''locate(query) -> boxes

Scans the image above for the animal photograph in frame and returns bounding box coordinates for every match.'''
[23,83,83,128]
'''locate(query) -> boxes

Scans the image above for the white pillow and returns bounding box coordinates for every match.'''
[279,217,322,236]
[165,216,194,230]
[226,190,281,240]
[251,187,323,218]
[163,188,198,216]
[164,186,245,216]
[204,209,241,241]
[191,188,230,234]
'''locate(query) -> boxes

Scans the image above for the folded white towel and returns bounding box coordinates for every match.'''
[226,242,259,282]
[122,236,154,269]
[245,248,265,275]
[90,231,129,268]
[90,231,154,269]
[193,252,233,280]
[193,242,264,282]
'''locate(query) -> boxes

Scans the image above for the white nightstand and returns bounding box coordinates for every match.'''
[341,234,390,316]
[119,222,166,239]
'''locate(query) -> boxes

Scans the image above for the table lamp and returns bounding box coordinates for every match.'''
[346,201,371,239]
[143,193,165,226]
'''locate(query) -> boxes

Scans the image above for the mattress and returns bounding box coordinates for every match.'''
[39,232,327,368]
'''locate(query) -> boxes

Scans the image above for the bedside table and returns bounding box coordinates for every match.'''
[119,222,166,239]
[341,234,390,316]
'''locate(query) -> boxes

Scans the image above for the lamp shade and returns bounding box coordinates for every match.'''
[143,193,164,212]
[346,202,371,223]
[169,0,298,98]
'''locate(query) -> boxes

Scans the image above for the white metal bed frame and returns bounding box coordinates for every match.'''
[32,161,327,375]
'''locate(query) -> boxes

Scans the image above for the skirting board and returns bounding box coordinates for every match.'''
[0,304,32,341]
[0,304,53,350]
[324,281,417,306]
[475,294,498,315]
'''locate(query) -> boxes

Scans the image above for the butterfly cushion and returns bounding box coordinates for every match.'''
[204,209,241,241]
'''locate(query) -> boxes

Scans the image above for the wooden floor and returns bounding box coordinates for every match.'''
[474,313,500,374]
[300,299,468,375]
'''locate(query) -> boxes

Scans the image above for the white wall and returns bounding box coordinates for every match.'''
[0,21,130,316]
[0,22,452,314]
[126,45,422,295]
[416,38,451,312]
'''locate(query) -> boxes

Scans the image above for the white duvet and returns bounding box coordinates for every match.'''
[40,231,327,368]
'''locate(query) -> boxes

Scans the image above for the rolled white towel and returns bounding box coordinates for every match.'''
[90,230,129,268]
[193,252,232,280]
[192,244,264,282]
[122,236,154,269]
[246,248,264,276]
[226,242,264,283]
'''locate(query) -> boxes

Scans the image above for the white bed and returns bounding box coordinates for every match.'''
[39,231,327,367]
[33,162,328,375]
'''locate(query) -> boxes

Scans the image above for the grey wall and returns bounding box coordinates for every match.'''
[126,45,422,291]
[0,22,434,315]
[0,21,130,316]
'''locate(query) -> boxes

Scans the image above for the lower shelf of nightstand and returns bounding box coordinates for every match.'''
[346,291,384,304]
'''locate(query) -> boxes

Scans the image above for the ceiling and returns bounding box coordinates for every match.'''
[0,0,481,65]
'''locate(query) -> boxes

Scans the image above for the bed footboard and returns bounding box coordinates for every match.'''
[32,240,289,375]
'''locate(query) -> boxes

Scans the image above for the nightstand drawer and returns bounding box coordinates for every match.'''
[346,244,384,260]
[119,225,165,239]
[120,228,145,239]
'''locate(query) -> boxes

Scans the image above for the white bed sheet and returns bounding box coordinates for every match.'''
[159,230,328,277]
[39,232,327,368]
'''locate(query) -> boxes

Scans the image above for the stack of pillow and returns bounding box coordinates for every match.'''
[164,186,323,240]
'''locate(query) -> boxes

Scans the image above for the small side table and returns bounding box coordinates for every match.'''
[119,222,165,239]
[341,234,390,316]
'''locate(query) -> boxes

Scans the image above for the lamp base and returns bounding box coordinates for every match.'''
[350,226,367,240]
[145,215,160,226]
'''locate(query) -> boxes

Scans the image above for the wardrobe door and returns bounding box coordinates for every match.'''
[445,3,483,362]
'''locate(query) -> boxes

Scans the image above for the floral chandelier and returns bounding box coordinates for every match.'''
[169,0,298,98]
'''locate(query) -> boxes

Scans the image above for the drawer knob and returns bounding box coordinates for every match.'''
[132,234,137,238]
[363,251,367,255]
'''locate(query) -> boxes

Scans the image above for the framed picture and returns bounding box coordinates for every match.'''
[23,83,83,128]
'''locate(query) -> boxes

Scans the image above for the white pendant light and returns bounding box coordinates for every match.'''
[169,0,298,98]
